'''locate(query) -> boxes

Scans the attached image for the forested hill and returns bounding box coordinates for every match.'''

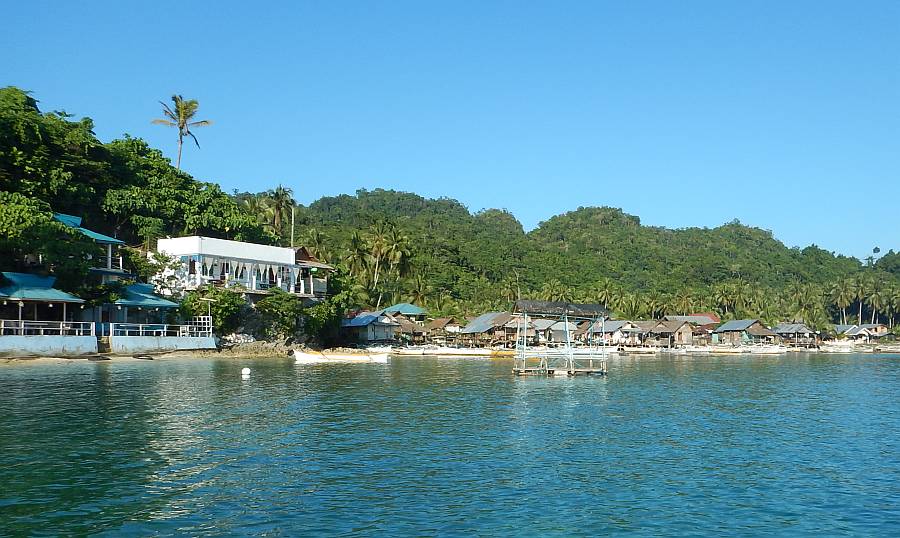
[2,86,898,327]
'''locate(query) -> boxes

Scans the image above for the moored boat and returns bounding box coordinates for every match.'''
[291,349,389,364]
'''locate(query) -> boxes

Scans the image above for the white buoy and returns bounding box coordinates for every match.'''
[241,367,251,377]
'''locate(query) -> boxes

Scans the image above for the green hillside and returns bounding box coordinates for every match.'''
[2,86,898,330]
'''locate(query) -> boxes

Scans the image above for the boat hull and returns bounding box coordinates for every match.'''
[291,350,389,364]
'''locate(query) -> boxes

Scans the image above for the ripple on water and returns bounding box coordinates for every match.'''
[1,354,899,535]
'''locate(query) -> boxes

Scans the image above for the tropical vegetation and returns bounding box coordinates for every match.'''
[2,86,899,339]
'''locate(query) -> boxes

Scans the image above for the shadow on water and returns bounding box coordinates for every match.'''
[0,353,898,535]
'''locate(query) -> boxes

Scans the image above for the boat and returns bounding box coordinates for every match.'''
[747,344,788,355]
[291,349,389,364]
[394,345,497,357]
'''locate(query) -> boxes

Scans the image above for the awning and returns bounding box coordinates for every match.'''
[113,284,178,308]
[0,272,85,303]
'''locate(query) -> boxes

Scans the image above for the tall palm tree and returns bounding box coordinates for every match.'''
[829,279,854,325]
[151,95,212,169]
[673,290,695,315]
[867,283,885,324]
[853,274,872,324]
[266,185,295,240]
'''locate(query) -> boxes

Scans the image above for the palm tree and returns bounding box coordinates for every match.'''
[151,95,212,169]
[829,279,854,325]
[266,185,295,240]
[867,283,885,324]
[408,274,431,306]
[853,274,872,324]
[673,290,695,315]
[241,195,269,226]
[593,278,616,309]
[619,293,645,319]
[540,279,567,301]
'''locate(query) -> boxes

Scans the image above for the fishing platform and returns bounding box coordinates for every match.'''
[511,300,610,377]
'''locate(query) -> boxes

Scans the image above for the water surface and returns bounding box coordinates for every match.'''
[1,354,898,535]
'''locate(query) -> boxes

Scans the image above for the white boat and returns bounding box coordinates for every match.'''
[747,344,788,355]
[394,345,494,357]
[820,342,856,354]
[291,350,389,364]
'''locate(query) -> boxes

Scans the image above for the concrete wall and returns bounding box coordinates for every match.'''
[110,336,216,354]
[0,336,98,357]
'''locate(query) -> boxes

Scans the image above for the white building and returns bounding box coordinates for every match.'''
[156,236,332,299]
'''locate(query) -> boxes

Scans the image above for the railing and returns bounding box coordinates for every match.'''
[111,316,213,338]
[0,319,95,336]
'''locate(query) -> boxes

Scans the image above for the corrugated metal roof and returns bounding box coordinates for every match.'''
[514,300,608,318]
[531,319,557,331]
[773,322,814,334]
[383,302,427,316]
[549,321,578,331]
[714,319,759,333]
[461,312,508,334]
[0,272,84,303]
[341,310,400,328]
[114,284,178,308]
[54,213,124,245]
[664,315,719,326]
[834,324,856,334]
[589,319,631,333]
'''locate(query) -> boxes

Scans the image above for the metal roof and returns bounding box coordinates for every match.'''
[664,315,719,326]
[383,302,427,316]
[714,319,760,333]
[461,312,509,334]
[114,284,178,308]
[341,310,400,328]
[550,321,578,331]
[773,322,814,334]
[0,272,85,303]
[514,300,608,318]
[531,319,557,331]
[589,319,631,333]
[54,213,124,245]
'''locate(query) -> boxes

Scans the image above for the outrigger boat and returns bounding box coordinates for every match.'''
[511,300,609,377]
[290,349,389,364]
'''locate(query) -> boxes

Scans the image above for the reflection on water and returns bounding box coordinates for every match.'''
[1,354,899,535]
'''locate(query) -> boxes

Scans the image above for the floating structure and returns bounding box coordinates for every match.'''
[511,301,609,376]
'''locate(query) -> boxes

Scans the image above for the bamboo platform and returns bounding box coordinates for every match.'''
[513,355,608,377]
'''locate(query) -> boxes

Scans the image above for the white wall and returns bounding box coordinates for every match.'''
[110,336,216,354]
[157,236,295,265]
[0,336,98,357]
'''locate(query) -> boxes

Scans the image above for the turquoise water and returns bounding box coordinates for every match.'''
[1,354,898,536]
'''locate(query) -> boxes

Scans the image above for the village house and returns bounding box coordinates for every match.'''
[773,322,819,348]
[383,303,427,324]
[54,213,131,284]
[460,312,513,347]
[341,311,400,344]
[426,317,462,345]
[588,320,642,346]
[156,236,333,302]
[394,314,429,344]
[647,320,694,348]
[833,323,890,342]
[713,319,777,345]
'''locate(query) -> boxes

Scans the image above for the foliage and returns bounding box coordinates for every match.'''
[302,272,355,346]
[255,289,304,339]
[151,94,212,169]
[181,285,246,335]
[0,191,97,291]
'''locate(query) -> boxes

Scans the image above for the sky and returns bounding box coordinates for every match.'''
[4,1,898,259]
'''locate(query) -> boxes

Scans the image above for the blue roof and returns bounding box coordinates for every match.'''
[341,310,400,328]
[114,283,178,308]
[461,312,508,334]
[714,319,759,333]
[383,302,427,316]
[0,272,84,303]
[54,213,124,245]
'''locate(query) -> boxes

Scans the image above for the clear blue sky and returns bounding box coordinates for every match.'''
[4,1,898,259]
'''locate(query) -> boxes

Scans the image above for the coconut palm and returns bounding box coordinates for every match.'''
[867,284,885,324]
[618,293,645,319]
[829,279,854,325]
[266,185,295,240]
[853,274,872,324]
[151,95,212,168]
[540,279,567,302]
[673,290,695,315]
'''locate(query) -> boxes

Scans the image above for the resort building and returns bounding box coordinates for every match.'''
[54,213,131,284]
[341,311,400,344]
[156,236,333,300]
[713,319,777,345]
[0,272,96,357]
